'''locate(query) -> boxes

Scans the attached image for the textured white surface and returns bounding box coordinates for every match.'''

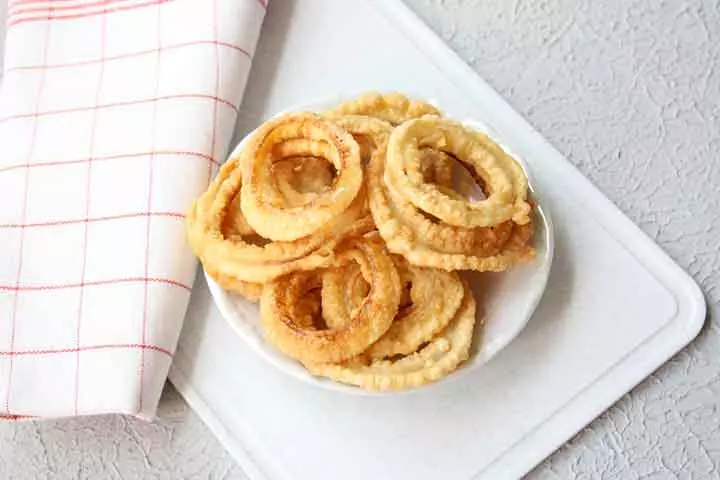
[1,0,718,478]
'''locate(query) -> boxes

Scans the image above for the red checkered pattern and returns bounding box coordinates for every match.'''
[0,0,267,420]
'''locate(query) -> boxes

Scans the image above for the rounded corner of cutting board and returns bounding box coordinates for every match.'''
[676,273,708,346]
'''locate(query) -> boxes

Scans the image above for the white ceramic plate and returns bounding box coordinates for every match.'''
[205,95,554,395]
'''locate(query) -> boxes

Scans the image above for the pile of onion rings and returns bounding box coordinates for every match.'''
[186,92,536,391]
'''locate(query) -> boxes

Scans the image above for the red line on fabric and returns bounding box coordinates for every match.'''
[0,211,185,229]
[4,6,52,416]
[0,343,173,358]
[10,0,67,4]
[73,12,107,415]
[8,0,46,5]
[4,40,250,73]
[0,150,218,174]
[138,3,164,415]
[256,0,267,9]
[9,0,86,3]
[9,0,124,5]
[209,0,220,183]
[10,0,136,16]
[0,94,239,124]
[8,0,172,27]
[0,277,192,292]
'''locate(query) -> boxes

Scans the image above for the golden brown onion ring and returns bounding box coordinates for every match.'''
[240,113,363,241]
[367,139,535,271]
[386,116,531,227]
[260,235,401,364]
[321,256,465,359]
[384,152,517,256]
[367,260,464,358]
[186,157,372,284]
[306,281,477,391]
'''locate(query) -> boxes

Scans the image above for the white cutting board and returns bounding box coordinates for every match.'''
[168,1,706,479]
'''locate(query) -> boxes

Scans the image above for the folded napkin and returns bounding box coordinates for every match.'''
[0,0,267,420]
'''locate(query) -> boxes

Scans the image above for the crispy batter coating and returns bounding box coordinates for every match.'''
[240,113,363,241]
[386,116,531,227]
[260,235,401,364]
[306,281,477,391]
[327,91,441,125]
[368,138,535,271]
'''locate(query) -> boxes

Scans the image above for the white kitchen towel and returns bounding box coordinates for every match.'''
[0,0,267,420]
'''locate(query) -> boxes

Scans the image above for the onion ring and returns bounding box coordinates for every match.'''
[367,260,464,358]
[240,113,363,241]
[321,256,465,359]
[260,235,401,364]
[306,281,477,391]
[367,139,535,271]
[384,150,517,255]
[386,116,531,227]
[327,92,441,126]
[186,157,372,284]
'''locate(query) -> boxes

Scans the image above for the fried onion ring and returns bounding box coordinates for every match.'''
[367,139,535,271]
[186,157,372,284]
[240,113,363,241]
[260,235,401,364]
[384,150,517,255]
[306,281,477,391]
[327,92,441,126]
[386,116,531,227]
[321,256,465,359]
[367,260,464,358]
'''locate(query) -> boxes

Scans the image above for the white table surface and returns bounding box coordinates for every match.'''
[2,0,718,478]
